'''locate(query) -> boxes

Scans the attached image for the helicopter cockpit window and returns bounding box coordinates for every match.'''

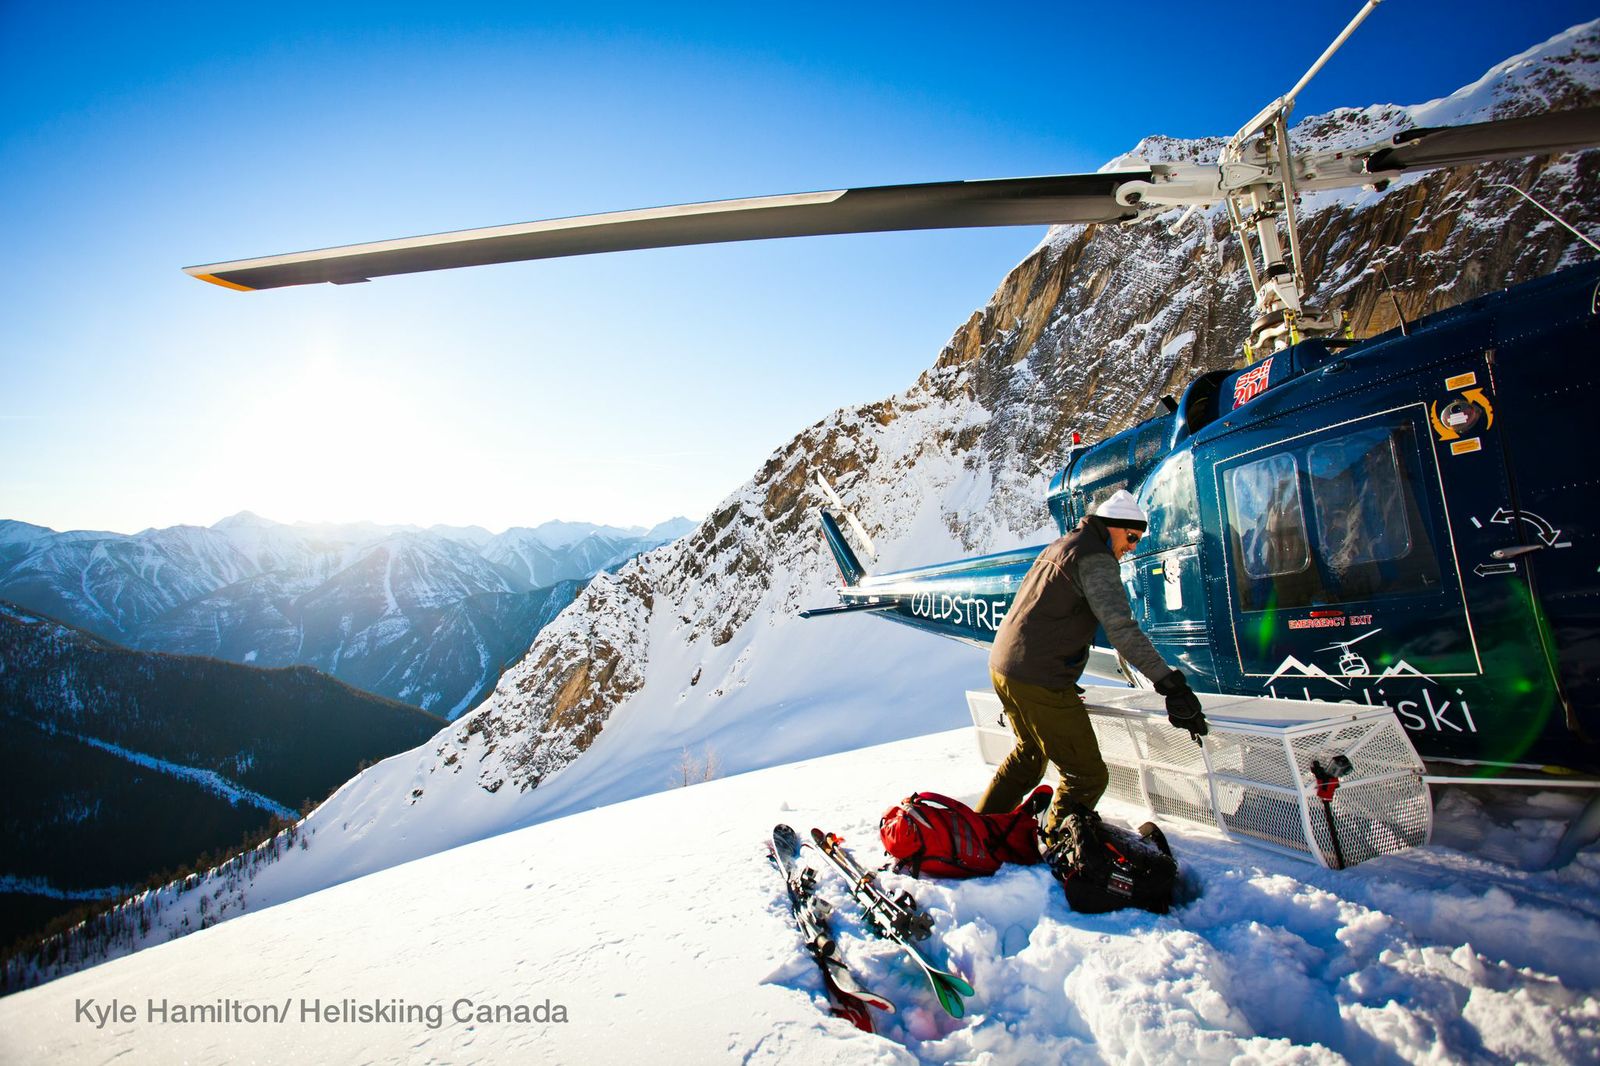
[1228,453,1309,581]
[1136,449,1200,547]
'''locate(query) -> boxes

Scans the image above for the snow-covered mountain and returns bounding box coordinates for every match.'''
[482,518,694,588]
[0,520,63,568]
[519,519,643,549]
[0,524,260,640]
[425,522,495,548]
[7,20,1598,1030]
[0,512,690,717]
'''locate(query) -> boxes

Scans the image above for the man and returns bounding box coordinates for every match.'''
[977,488,1207,840]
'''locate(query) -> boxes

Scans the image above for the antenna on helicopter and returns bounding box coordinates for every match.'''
[1370,260,1410,337]
[1219,0,1383,357]
[814,473,877,560]
[1489,182,1600,254]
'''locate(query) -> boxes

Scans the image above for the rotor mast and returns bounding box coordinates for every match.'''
[1220,0,1382,357]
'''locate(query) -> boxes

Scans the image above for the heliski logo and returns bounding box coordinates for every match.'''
[1260,638,1477,734]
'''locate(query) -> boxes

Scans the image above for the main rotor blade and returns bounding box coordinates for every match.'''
[1365,106,1600,174]
[186,172,1144,291]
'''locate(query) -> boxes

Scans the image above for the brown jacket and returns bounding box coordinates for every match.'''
[989,516,1173,689]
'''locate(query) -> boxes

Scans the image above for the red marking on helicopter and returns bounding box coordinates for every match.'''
[1289,616,1345,630]
[1231,358,1275,408]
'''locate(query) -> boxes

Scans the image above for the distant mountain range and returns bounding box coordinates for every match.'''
[0,513,694,718]
[0,601,445,948]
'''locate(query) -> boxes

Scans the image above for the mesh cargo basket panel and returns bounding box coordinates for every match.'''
[969,685,1431,867]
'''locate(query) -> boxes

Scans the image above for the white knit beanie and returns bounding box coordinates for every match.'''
[1092,489,1148,532]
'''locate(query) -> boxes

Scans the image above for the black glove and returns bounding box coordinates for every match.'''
[1154,669,1208,741]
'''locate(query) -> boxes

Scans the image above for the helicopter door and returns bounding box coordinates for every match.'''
[1462,319,1599,741]
[1216,409,1485,754]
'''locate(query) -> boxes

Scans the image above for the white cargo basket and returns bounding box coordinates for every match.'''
[967,684,1432,868]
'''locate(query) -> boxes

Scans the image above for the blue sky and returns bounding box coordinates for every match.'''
[3,1,1595,534]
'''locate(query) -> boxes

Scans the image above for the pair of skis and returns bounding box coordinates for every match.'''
[768,824,976,1029]
[769,825,892,1030]
[810,827,976,1019]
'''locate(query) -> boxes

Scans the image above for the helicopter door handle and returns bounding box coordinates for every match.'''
[1491,544,1545,561]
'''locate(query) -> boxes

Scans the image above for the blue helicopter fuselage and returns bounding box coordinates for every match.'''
[812,261,1600,776]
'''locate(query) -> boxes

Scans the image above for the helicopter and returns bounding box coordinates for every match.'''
[1316,629,1384,678]
[185,3,1600,782]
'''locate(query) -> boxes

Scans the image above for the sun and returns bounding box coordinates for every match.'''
[220,349,446,524]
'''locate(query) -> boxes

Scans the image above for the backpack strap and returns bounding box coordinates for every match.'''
[910,793,999,864]
[905,791,965,812]
[914,791,1046,865]
[904,789,1049,817]
[1137,821,1173,858]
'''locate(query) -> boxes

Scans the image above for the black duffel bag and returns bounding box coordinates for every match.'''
[1046,804,1177,914]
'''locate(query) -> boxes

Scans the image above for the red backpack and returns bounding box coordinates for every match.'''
[879,785,1052,878]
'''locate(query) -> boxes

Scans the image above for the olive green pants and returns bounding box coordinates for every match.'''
[976,670,1109,837]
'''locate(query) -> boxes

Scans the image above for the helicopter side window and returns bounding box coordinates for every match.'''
[1308,429,1410,564]
[1307,426,1440,601]
[1229,453,1310,581]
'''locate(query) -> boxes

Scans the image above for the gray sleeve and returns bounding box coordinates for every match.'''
[1076,554,1174,684]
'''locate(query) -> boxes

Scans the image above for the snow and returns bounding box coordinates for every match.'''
[1160,330,1195,361]
[3,728,1596,1064]
[510,519,649,550]
[1406,19,1600,128]
[61,732,297,820]
[0,877,131,903]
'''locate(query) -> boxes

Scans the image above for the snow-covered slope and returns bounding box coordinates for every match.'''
[482,525,685,588]
[0,520,60,568]
[0,524,260,640]
[2,730,1596,1064]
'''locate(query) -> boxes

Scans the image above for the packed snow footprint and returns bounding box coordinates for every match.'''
[762,786,1600,1064]
[2,729,1597,1064]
